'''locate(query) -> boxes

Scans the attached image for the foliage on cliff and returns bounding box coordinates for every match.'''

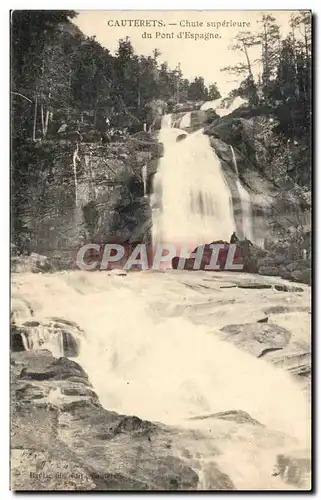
[11,11,220,142]
[221,12,312,188]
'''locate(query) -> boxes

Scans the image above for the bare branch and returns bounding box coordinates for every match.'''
[11,92,33,103]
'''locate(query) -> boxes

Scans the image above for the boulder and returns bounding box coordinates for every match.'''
[285,260,311,272]
[291,269,311,285]
[219,323,291,358]
[19,356,88,381]
[258,266,280,277]
[278,261,311,285]
[176,134,187,143]
[11,350,237,491]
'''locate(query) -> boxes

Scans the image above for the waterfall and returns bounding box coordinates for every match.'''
[20,325,65,358]
[230,145,254,242]
[15,319,82,358]
[180,111,191,128]
[152,115,235,253]
[142,164,148,196]
[13,271,310,469]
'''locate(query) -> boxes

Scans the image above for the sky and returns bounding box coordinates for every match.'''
[74,10,304,95]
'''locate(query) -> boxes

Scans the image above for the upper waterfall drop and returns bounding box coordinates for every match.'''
[152,114,235,252]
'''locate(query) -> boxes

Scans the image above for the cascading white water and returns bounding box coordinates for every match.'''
[230,145,254,242]
[20,325,64,358]
[16,319,82,358]
[152,115,235,252]
[13,270,311,490]
[180,111,191,128]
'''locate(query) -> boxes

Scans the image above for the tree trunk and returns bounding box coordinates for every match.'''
[242,42,253,80]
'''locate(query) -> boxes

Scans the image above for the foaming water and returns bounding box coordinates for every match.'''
[200,96,247,117]
[152,115,235,250]
[12,271,311,489]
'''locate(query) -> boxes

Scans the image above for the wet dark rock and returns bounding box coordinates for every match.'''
[11,326,26,352]
[113,415,156,436]
[20,356,88,381]
[238,282,272,289]
[274,284,304,292]
[176,133,187,142]
[16,383,50,400]
[258,266,280,277]
[202,463,236,490]
[61,383,97,398]
[23,320,40,327]
[291,269,311,286]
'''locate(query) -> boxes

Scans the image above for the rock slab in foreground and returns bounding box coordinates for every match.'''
[11,350,235,491]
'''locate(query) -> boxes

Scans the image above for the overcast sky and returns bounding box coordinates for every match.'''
[74,10,303,95]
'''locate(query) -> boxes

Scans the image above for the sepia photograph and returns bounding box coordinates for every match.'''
[10,9,312,491]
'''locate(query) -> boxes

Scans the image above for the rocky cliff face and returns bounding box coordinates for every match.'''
[12,135,163,264]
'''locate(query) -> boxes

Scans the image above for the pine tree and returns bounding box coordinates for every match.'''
[221,31,261,105]
[257,14,281,100]
[208,83,221,100]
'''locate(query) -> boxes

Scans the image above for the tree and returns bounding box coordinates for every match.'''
[11,11,77,140]
[208,83,221,100]
[221,31,261,105]
[222,32,261,80]
[257,14,281,97]
[188,77,208,101]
